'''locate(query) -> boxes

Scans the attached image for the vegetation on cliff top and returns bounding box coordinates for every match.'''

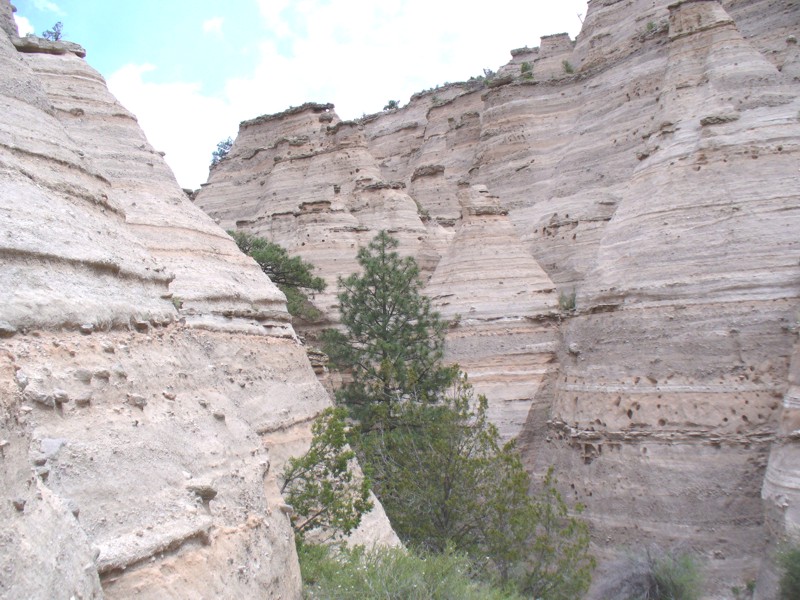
[211,136,233,165]
[41,22,63,41]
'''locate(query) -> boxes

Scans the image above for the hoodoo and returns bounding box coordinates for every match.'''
[196,0,800,596]
[0,1,394,597]
[1,0,799,596]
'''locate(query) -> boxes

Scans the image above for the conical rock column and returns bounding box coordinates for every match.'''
[426,186,560,440]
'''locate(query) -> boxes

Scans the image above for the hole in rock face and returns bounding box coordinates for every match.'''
[658,418,666,426]
[627,409,633,419]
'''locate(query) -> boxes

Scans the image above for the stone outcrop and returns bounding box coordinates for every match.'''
[196,0,800,595]
[425,187,560,439]
[759,334,800,598]
[0,6,395,599]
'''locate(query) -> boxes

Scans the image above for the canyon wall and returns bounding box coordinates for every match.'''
[0,3,395,598]
[196,0,800,596]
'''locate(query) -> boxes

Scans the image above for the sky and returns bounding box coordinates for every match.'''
[12,0,587,189]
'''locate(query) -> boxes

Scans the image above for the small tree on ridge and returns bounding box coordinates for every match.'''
[41,22,63,41]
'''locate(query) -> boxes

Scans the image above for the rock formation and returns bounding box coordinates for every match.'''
[0,3,395,598]
[196,0,800,596]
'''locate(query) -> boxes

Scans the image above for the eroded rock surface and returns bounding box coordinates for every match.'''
[0,6,395,598]
[196,0,800,595]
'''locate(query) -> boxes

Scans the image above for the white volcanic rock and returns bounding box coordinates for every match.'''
[542,0,800,592]
[21,49,292,338]
[0,6,397,598]
[759,333,800,599]
[197,103,451,321]
[426,187,560,440]
[194,0,800,595]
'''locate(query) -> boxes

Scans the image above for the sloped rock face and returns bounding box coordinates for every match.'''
[197,0,800,594]
[197,90,547,441]
[552,1,800,593]
[425,188,560,439]
[759,335,800,598]
[0,8,396,598]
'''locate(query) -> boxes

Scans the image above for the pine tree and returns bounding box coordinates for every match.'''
[211,137,233,165]
[322,231,455,429]
[230,231,325,321]
[361,375,595,597]
[281,407,372,541]
[322,230,595,597]
[41,22,63,41]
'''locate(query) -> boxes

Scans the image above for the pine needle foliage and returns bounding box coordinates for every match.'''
[321,230,595,598]
[362,375,594,597]
[211,136,233,165]
[41,22,63,41]
[281,407,372,540]
[229,230,325,321]
[779,545,800,600]
[322,231,455,429]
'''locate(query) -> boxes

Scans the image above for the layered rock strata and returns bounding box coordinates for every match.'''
[197,0,800,595]
[425,188,560,439]
[759,334,800,598]
[550,2,800,594]
[0,7,395,598]
[198,102,450,319]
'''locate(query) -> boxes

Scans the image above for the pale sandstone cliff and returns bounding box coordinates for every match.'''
[0,3,395,598]
[196,0,800,596]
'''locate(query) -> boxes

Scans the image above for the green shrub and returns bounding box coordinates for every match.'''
[281,408,371,541]
[298,543,523,600]
[520,62,532,74]
[590,548,701,600]
[650,552,701,600]
[558,290,576,312]
[779,546,800,600]
[562,60,575,75]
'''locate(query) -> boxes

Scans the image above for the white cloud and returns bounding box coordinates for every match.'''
[240,0,587,119]
[13,14,35,36]
[32,0,64,15]
[107,64,239,190]
[202,17,224,37]
[106,0,588,189]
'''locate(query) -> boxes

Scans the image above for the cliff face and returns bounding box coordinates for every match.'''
[196,0,800,595]
[0,3,396,597]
